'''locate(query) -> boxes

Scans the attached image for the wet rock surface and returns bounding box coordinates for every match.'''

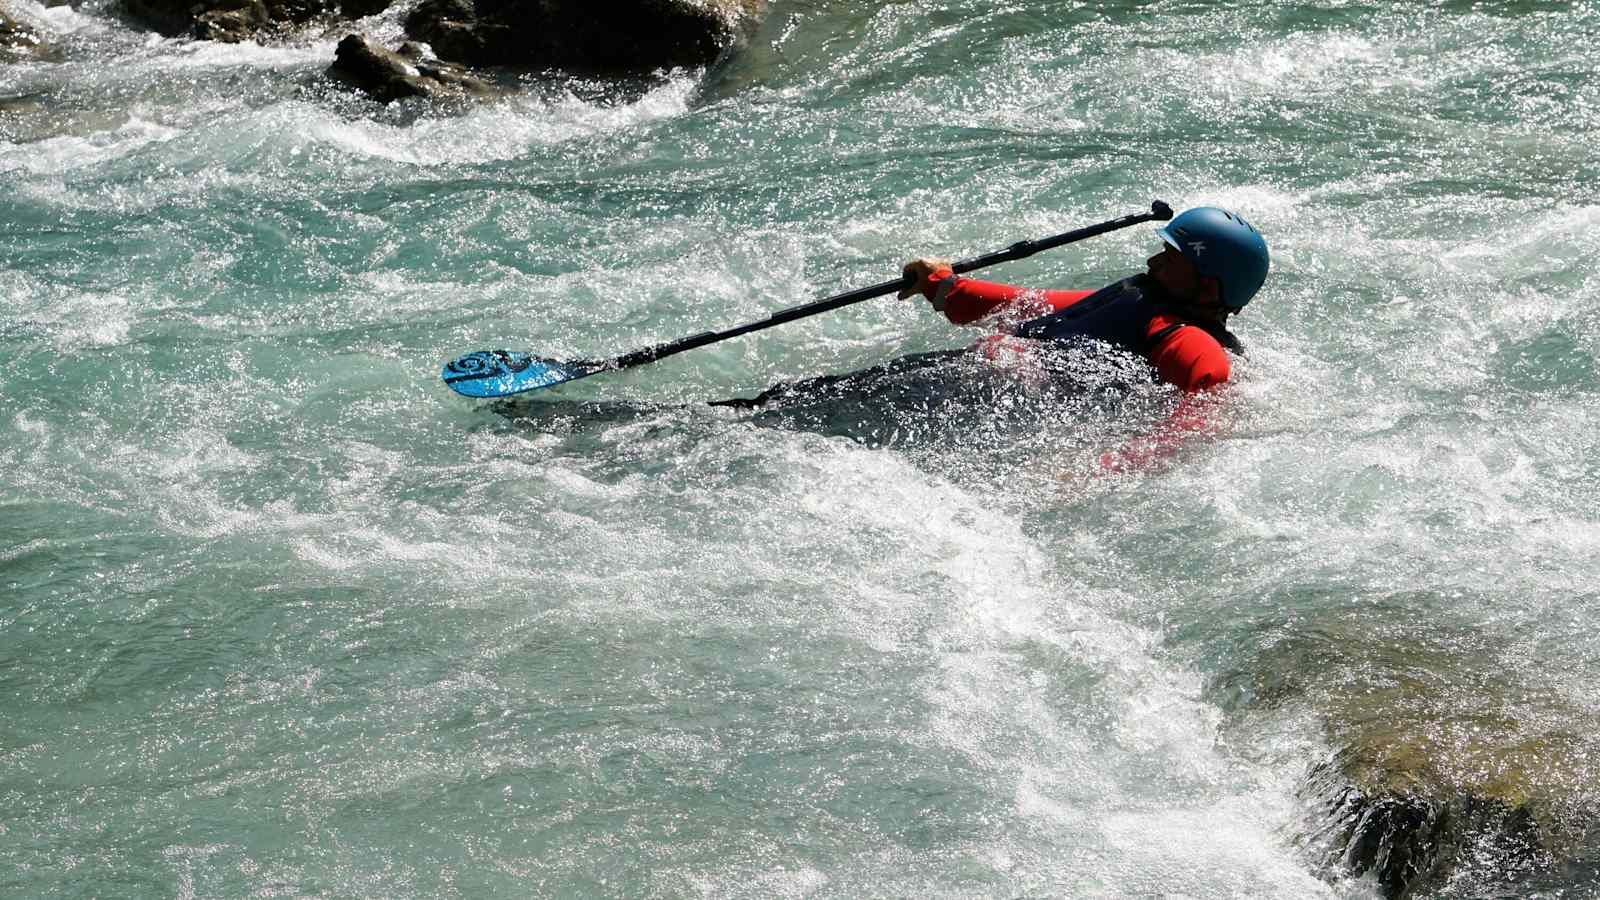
[1304,719,1585,897]
[404,0,767,74]
[327,33,499,103]
[1202,598,1600,898]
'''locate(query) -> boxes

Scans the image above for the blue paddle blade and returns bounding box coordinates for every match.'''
[441,350,605,398]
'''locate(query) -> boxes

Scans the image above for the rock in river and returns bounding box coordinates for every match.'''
[327,33,498,103]
[119,0,379,41]
[404,0,766,74]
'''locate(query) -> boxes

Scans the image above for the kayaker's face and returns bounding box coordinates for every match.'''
[1148,243,1222,308]
[1148,243,1197,291]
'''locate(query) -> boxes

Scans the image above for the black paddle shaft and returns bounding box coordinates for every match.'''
[609,200,1174,370]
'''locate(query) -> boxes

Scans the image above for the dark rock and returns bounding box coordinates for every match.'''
[405,0,767,74]
[0,5,62,61]
[192,3,268,43]
[327,32,498,104]
[119,0,341,40]
[339,0,389,20]
[118,0,189,36]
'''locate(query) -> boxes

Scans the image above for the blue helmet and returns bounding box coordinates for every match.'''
[1158,207,1270,310]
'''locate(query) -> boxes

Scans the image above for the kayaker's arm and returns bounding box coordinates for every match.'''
[900,258,1093,325]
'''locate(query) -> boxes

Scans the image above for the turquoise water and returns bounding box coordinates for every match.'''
[4,0,1599,896]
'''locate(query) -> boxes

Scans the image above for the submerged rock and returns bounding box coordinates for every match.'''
[1207,602,1600,897]
[327,33,498,103]
[1305,701,1588,897]
[0,5,62,61]
[404,0,767,74]
[0,92,43,114]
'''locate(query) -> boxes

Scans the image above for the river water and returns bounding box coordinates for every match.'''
[4,1,1598,897]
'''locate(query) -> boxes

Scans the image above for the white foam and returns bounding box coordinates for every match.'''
[0,116,181,175]
[50,292,133,349]
[736,437,1322,889]
[141,32,338,72]
[1238,33,1395,94]
[306,75,699,166]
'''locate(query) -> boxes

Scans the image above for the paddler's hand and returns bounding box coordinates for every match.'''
[898,257,952,300]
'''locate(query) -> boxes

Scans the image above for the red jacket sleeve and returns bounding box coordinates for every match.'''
[920,268,1094,325]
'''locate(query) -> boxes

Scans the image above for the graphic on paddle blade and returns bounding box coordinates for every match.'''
[441,350,604,398]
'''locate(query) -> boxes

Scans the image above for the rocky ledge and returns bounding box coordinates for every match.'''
[403,0,764,74]
[111,0,767,102]
[121,0,339,42]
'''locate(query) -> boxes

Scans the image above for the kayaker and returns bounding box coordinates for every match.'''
[897,206,1268,394]
[716,206,1268,469]
[887,206,1269,471]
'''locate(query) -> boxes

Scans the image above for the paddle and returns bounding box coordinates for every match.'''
[440,200,1174,399]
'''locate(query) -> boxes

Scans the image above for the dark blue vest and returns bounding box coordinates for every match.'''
[1012,275,1243,357]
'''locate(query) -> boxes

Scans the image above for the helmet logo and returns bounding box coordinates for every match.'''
[1188,241,1207,255]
